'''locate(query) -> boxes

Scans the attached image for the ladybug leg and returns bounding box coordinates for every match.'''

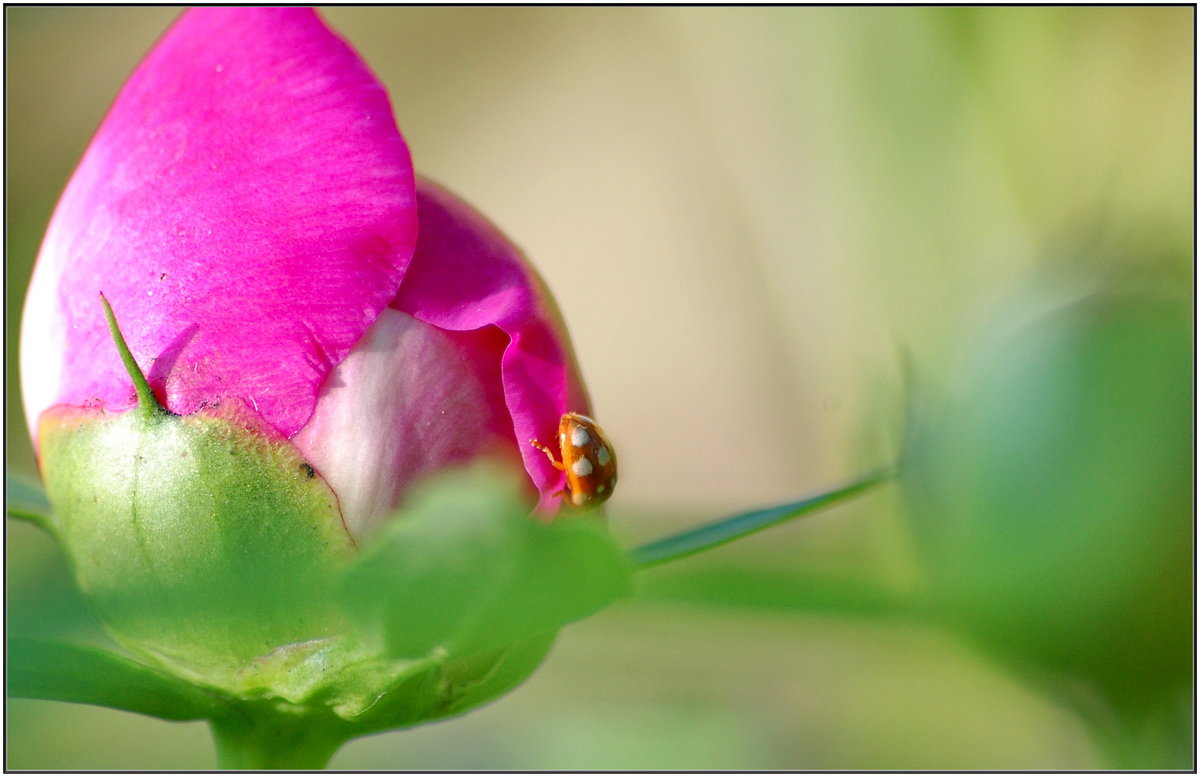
[528,438,565,470]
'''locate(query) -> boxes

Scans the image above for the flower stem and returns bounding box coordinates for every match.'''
[100,293,168,419]
[209,712,348,771]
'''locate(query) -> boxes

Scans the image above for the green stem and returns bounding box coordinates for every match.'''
[209,712,348,770]
[100,293,168,419]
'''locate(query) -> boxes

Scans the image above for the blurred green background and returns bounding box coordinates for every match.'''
[6,6,1193,769]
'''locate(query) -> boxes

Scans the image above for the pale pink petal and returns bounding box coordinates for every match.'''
[292,308,521,538]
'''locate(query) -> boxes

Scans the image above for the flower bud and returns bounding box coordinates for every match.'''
[21,8,589,530]
[18,6,615,716]
[905,279,1191,723]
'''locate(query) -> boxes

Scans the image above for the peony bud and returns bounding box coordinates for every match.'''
[18,6,619,714]
[20,8,590,531]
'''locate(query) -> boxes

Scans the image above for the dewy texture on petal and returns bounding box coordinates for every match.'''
[395,180,592,514]
[20,8,416,442]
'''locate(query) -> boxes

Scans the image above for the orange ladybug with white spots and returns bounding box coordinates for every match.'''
[530,412,617,509]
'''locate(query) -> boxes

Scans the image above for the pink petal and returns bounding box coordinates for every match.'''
[21,7,416,443]
[395,180,592,513]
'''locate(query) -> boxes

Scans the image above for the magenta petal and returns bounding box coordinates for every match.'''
[20,8,416,440]
[395,180,591,512]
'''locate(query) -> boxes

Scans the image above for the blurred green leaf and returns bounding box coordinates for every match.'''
[6,524,105,642]
[6,471,54,532]
[905,279,1193,740]
[340,467,632,660]
[7,637,229,721]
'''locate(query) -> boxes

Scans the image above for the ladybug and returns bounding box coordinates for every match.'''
[529,412,617,509]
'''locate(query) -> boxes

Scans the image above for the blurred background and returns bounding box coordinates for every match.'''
[6,6,1193,769]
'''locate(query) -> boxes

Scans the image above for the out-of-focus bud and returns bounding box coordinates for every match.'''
[905,277,1192,739]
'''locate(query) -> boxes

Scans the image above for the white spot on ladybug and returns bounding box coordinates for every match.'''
[596,446,611,466]
[572,491,587,506]
[571,426,591,447]
[572,457,594,477]
[597,483,607,494]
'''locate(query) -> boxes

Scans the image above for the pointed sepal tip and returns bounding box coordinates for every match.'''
[99,293,168,418]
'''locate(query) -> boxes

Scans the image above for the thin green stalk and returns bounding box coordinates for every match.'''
[630,467,895,570]
[5,507,54,533]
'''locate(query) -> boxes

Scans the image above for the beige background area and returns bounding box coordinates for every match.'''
[5,6,1191,769]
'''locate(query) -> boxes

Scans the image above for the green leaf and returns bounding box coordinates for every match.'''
[629,468,895,569]
[7,637,229,721]
[6,471,54,532]
[340,467,633,661]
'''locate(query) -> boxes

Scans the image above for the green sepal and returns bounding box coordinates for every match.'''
[309,633,556,734]
[7,636,230,721]
[37,400,355,686]
[340,467,632,662]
